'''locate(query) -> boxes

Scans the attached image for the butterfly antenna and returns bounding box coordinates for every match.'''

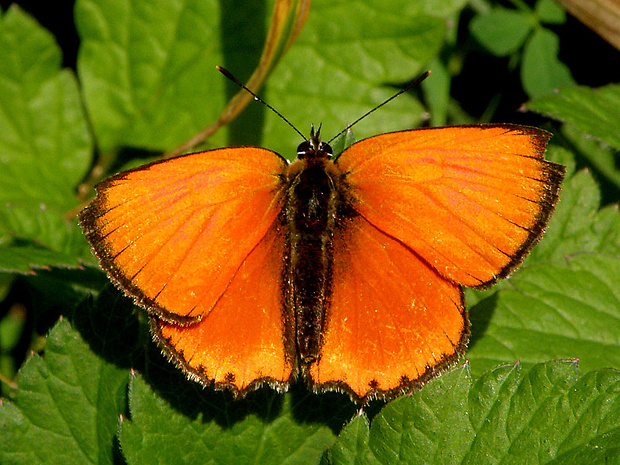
[327,70,431,145]
[217,66,307,141]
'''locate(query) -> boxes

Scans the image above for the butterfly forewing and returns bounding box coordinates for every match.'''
[79,148,288,322]
[336,125,565,288]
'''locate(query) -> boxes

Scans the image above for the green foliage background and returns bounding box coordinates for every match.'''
[1,0,620,463]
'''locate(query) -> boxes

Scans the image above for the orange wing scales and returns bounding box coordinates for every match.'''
[154,223,293,393]
[80,148,287,322]
[338,125,564,288]
[311,214,467,399]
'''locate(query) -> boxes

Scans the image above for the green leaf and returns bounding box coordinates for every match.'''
[76,0,251,153]
[521,28,574,98]
[0,7,92,210]
[331,127,358,158]
[0,294,25,385]
[327,414,379,465]
[328,362,620,464]
[467,253,620,376]
[466,163,620,375]
[563,124,620,192]
[421,0,468,17]
[535,0,566,24]
[0,245,80,273]
[530,170,620,262]
[469,8,533,57]
[0,317,129,465]
[526,84,620,150]
[0,204,91,272]
[0,6,93,272]
[120,374,338,465]
[75,0,451,158]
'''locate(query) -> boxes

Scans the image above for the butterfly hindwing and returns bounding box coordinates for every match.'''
[310,212,467,399]
[154,222,294,394]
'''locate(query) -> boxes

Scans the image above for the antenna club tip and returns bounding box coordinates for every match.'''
[216,66,234,80]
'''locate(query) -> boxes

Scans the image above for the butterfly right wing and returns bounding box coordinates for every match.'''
[336,125,564,288]
[79,147,288,322]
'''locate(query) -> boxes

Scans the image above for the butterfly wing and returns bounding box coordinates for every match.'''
[79,148,288,322]
[336,124,565,288]
[311,124,564,400]
[153,221,294,393]
[310,213,466,399]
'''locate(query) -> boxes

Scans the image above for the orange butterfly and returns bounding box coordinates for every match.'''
[79,86,564,402]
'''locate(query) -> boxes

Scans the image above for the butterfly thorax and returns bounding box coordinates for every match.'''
[283,128,342,366]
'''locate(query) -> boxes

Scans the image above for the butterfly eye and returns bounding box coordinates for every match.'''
[297,140,313,158]
[320,142,333,157]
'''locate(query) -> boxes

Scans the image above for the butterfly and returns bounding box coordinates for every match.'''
[79,83,565,402]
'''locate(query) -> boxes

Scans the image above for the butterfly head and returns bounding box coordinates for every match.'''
[297,125,333,163]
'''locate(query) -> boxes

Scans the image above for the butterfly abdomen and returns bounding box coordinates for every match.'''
[283,154,343,365]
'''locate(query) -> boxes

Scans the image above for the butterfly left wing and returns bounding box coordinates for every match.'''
[80,147,294,394]
[153,222,294,394]
[309,212,467,400]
